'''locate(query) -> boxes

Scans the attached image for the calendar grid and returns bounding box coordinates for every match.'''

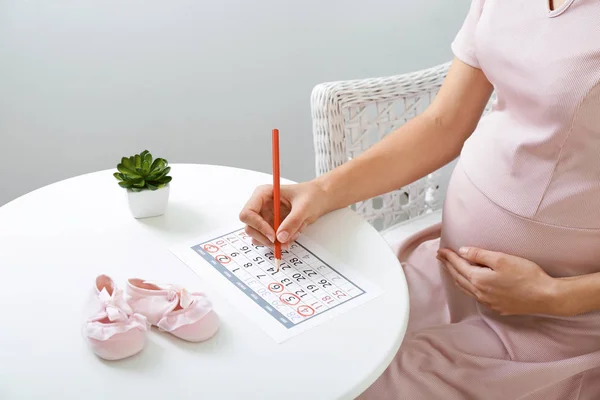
[191,228,366,329]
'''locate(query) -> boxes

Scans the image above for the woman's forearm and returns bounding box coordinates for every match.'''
[315,113,462,213]
[313,59,494,214]
[551,273,600,316]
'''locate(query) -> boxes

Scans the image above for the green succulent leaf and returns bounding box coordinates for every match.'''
[149,157,161,171]
[117,163,141,178]
[116,150,171,190]
[142,160,151,173]
[147,166,170,181]
[146,173,160,181]
[152,162,166,175]
[121,174,138,182]
[121,157,134,170]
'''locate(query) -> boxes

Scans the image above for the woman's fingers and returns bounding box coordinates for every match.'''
[277,232,301,251]
[458,247,504,270]
[437,252,480,297]
[443,260,478,297]
[240,184,317,252]
[439,249,479,282]
[276,204,307,246]
[239,189,276,243]
[245,225,273,247]
[247,219,303,250]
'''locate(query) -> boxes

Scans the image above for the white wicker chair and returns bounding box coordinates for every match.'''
[310,62,494,247]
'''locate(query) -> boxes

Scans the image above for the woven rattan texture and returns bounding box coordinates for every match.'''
[311,62,495,231]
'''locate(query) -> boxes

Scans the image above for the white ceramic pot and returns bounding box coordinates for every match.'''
[126,184,170,218]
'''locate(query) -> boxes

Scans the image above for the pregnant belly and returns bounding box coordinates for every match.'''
[440,159,600,279]
[438,160,600,362]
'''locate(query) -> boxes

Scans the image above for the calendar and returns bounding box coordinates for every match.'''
[170,227,382,343]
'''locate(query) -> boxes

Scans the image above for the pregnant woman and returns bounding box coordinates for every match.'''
[240,0,600,398]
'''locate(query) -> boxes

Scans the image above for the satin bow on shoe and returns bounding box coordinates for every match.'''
[125,277,220,342]
[96,287,134,322]
[156,285,213,333]
[167,285,195,310]
[83,275,149,360]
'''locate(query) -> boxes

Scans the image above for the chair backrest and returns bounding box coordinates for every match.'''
[311,62,494,232]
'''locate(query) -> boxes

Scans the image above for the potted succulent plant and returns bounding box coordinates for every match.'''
[113,150,172,218]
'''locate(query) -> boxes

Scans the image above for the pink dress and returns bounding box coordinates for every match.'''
[358,0,600,399]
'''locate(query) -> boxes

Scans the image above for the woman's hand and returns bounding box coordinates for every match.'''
[239,181,329,249]
[436,247,561,316]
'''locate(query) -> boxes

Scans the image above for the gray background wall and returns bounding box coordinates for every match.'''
[0,0,470,206]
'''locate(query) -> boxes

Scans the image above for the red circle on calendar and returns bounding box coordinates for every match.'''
[215,254,231,264]
[204,244,219,253]
[297,305,315,317]
[280,293,301,305]
[268,282,284,293]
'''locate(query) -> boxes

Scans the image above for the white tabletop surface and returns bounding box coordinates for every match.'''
[0,164,409,400]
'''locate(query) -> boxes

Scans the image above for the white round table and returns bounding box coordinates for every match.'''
[0,164,409,400]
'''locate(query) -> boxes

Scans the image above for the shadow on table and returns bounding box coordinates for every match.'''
[99,334,166,372]
[150,324,228,356]
[136,201,208,236]
[98,325,228,371]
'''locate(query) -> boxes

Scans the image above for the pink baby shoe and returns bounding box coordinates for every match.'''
[126,278,220,342]
[83,275,149,361]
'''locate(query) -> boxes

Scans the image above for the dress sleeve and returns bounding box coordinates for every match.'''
[451,0,486,69]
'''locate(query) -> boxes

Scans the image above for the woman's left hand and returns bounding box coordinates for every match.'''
[437,247,560,316]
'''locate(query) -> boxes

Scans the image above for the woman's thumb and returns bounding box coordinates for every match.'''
[276,207,306,244]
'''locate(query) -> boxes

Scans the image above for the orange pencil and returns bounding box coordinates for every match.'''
[272,129,282,271]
